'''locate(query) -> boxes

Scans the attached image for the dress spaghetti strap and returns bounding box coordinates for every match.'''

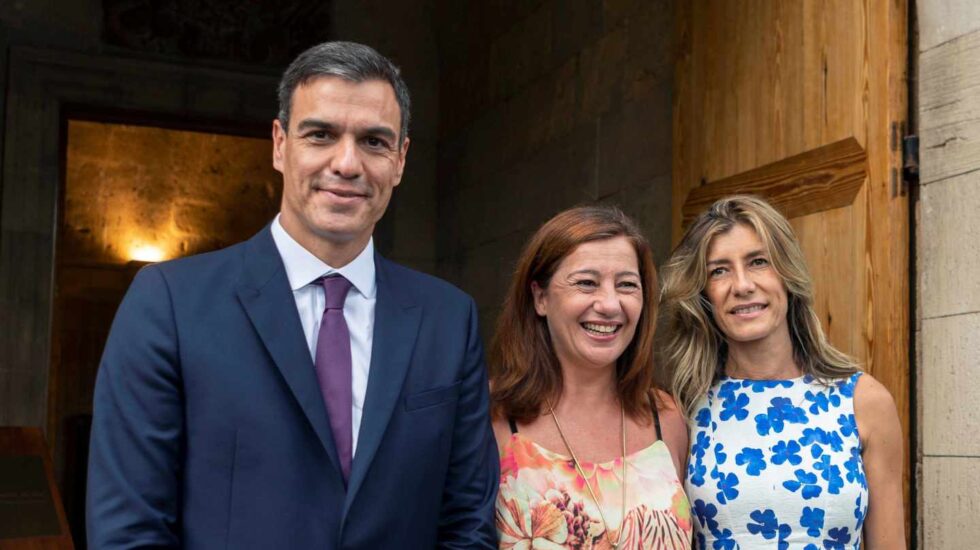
[651,400,662,441]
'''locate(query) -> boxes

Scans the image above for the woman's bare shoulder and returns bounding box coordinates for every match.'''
[853,372,898,419]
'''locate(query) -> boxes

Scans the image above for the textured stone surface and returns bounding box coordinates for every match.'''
[918,170,980,319]
[918,0,980,51]
[63,120,280,264]
[921,312,980,456]
[922,457,980,548]
[435,0,674,328]
[918,28,980,185]
[597,87,672,199]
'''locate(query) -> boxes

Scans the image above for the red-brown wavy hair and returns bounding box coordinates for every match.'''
[489,206,661,423]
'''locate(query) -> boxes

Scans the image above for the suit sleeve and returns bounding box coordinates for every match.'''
[436,297,500,548]
[87,266,184,549]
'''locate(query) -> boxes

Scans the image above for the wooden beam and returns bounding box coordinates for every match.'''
[681,136,867,227]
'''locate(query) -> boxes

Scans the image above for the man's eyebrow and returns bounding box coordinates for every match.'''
[293,120,398,144]
[363,125,398,142]
[295,119,336,133]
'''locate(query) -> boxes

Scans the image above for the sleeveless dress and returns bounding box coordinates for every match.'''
[497,406,693,549]
[685,373,868,549]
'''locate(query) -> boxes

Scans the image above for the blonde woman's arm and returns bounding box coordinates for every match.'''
[854,374,906,549]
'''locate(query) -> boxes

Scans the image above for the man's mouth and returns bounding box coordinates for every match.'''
[317,187,369,199]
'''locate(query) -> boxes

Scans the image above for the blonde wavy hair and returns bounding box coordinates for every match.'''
[659,195,859,416]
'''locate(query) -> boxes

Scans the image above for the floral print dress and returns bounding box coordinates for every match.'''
[686,373,868,549]
[496,407,693,549]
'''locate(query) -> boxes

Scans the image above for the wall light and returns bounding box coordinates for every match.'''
[128,244,166,263]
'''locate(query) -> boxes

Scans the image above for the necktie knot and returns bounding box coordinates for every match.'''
[320,275,352,310]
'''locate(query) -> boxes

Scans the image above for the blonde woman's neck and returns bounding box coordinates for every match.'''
[724,331,800,380]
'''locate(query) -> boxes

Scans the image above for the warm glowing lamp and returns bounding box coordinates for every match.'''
[129,244,166,263]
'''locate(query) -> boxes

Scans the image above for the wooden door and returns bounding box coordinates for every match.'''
[673,0,910,535]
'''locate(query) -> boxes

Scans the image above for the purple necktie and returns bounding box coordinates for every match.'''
[314,275,354,484]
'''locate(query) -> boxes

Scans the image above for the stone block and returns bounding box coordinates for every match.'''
[623,1,674,101]
[596,90,672,198]
[578,25,628,120]
[921,312,980,456]
[488,2,553,104]
[551,0,604,66]
[457,231,528,312]
[918,171,980,319]
[918,0,980,51]
[918,29,980,184]
[598,175,673,266]
[922,456,980,548]
[548,56,581,142]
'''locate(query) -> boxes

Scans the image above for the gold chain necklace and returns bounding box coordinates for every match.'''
[548,402,627,549]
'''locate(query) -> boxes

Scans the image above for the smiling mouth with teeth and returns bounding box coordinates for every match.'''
[582,322,620,334]
[731,304,767,314]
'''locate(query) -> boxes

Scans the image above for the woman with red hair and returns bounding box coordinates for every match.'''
[490,206,692,549]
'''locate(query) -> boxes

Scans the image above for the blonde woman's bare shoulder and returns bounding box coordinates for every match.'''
[853,372,898,416]
[853,372,901,448]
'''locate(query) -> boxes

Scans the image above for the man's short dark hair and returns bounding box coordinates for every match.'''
[277,41,411,144]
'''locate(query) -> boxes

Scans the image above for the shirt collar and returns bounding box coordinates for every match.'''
[270,214,377,299]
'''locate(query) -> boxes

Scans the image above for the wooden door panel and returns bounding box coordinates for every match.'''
[674,0,909,535]
[790,190,869,362]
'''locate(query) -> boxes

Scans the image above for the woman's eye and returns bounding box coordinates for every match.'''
[618,281,640,290]
[750,257,770,267]
[574,279,598,288]
[709,267,726,278]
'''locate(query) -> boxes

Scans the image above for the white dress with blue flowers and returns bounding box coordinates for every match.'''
[686,373,868,549]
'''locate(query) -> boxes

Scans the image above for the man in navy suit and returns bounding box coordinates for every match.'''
[86,41,499,548]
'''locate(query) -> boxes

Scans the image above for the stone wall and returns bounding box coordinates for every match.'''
[916,1,980,546]
[434,0,674,341]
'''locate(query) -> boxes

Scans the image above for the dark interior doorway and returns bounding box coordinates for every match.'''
[50,113,281,547]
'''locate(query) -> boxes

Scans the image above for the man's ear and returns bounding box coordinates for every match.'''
[531,281,548,317]
[272,119,286,173]
[392,136,410,188]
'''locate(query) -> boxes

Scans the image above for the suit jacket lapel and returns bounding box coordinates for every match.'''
[344,254,421,510]
[235,227,342,476]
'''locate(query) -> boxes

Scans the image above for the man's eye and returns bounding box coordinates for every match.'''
[308,130,330,140]
[365,136,388,149]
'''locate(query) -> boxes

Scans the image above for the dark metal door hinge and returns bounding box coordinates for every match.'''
[902,134,919,196]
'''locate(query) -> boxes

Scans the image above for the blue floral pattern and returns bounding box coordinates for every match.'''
[687,373,868,548]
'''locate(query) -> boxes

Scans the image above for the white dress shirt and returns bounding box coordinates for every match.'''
[270,214,375,455]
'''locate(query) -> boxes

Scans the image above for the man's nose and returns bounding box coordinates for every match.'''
[330,136,362,180]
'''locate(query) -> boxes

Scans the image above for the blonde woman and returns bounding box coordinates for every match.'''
[659,196,904,549]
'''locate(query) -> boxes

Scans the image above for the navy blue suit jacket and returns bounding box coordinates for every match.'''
[87,227,499,548]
